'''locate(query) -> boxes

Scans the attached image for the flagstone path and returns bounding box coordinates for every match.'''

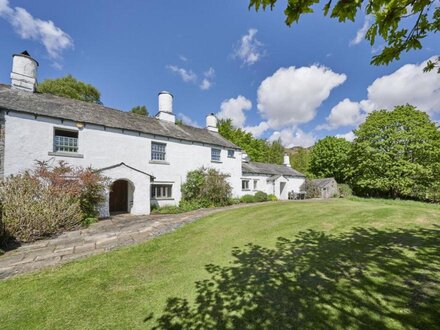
[0,202,268,280]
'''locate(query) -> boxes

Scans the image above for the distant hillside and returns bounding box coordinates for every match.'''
[284,146,312,156]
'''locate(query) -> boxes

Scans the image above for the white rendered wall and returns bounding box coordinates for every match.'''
[4,112,243,210]
[240,173,305,200]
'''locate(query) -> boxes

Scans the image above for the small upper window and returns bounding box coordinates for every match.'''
[211,148,221,162]
[152,142,166,161]
[253,180,258,190]
[227,150,235,158]
[54,129,78,153]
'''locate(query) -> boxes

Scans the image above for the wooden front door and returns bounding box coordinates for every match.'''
[110,180,128,213]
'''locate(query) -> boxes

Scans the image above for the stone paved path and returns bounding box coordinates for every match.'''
[0,203,266,280]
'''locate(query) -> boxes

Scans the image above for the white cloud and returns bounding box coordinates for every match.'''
[179,55,188,62]
[233,28,264,66]
[257,65,347,129]
[0,0,73,60]
[217,95,252,128]
[204,67,215,78]
[166,65,197,83]
[336,131,356,142]
[268,127,316,148]
[318,98,366,130]
[243,121,270,138]
[167,65,215,90]
[365,57,440,115]
[199,79,212,90]
[199,67,215,90]
[322,57,440,131]
[350,16,370,46]
[177,113,200,127]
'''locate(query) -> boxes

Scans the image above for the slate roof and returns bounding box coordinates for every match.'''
[0,84,239,149]
[312,178,336,188]
[242,161,305,177]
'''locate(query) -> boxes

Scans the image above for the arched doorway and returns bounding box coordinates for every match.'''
[109,179,129,213]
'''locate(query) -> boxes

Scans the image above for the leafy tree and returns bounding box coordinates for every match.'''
[310,136,351,182]
[37,75,101,103]
[130,105,148,116]
[218,119,284,164]
[348,105,440,200]
[248,0,440,72]
[289,147,312,176]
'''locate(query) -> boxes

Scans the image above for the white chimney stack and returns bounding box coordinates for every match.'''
[156,91,175,123]
[284,153,291,167]
[10,51,38,92]
[206,113,218,132]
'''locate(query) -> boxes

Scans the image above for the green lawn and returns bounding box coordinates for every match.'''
[1,198,439,329]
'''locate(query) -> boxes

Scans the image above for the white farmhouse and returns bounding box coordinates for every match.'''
[0,51,305,217]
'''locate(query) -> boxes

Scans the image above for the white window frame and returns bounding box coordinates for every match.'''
[242,180,250,191]
[211,148,221,162]
[151,142,166,161]
[151,184,173,199]
[53,128,79,153]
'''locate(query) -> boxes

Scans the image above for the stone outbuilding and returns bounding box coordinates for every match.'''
[311,178,338,198]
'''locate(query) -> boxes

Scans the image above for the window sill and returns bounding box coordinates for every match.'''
[149,160,170,165]
[211,160,222,163]
[152,198,174,201]
[227,156,235,159]
[242,189,250,191]
[48,151,84,158]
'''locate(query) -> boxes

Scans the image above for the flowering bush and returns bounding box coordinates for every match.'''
[0,161,108,243]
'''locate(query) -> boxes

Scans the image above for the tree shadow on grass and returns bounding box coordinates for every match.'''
[149,226,440,329]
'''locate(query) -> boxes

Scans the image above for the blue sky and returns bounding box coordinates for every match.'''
[0,0,439,146]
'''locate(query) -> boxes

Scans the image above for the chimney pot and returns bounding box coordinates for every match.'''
[156,91,176,123]
[284,153,291,167]
[206,113,218,132]
[10,51,38,92]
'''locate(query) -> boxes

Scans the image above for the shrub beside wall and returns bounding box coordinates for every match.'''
[303,179,321,199]
[240,191,275,203]
[181,168,232,208]
[0,161,108,243]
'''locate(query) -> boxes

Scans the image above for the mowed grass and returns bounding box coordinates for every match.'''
[0,198,439,329]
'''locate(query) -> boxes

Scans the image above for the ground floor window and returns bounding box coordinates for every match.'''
[242,180,250,191]
[253,180,258,190]
[151,184,172,199]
